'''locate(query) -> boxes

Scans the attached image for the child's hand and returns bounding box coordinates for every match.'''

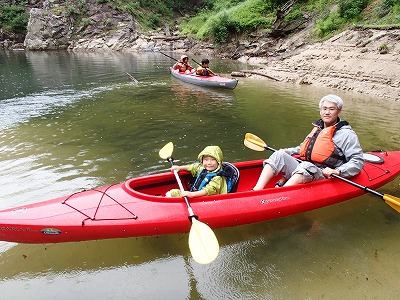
[181,191,191,197]
[171,165,180,172]
[182,190,206,198]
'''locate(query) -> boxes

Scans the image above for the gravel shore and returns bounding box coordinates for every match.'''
[239,29,400,102]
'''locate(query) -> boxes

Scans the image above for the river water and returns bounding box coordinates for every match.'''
[0,50,399,299]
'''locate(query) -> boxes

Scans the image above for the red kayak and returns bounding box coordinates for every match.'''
[170,68,238,89]
[0,151,399,244]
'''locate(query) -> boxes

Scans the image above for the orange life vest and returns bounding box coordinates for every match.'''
[300,120,348,168]
[176,62,193,72]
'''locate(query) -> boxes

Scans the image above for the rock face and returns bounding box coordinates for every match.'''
[0,29,24,49]
[24,0,141,51]
[21,0,195,52]
[24,7,71,50]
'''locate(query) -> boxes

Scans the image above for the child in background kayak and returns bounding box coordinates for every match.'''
[166,145,228,198]
[172,55,194,74]
[196,58,216,76]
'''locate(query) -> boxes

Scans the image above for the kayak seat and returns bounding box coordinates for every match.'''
[188,162,240,193]
[220,162,240,193]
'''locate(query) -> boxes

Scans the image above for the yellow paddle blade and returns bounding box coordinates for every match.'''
[159,142,174,159]
[189,218,219,264]
[245,133,267,149]
[383,194,400,213]
[244,139,265,152]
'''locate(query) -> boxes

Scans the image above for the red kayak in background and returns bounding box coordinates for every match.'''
[0,151,399,244]
[170,68,238,89]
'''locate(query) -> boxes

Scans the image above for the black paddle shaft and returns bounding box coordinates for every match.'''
[330,173,384,197]
[192,58,201,66]
[159,51,179,62]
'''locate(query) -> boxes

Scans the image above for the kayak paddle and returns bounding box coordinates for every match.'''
[126,72,139,83]
[159,142,219,264]
[244,132,400,213]
[158,51,179,62]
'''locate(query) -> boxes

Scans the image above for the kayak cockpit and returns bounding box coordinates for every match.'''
[122,152,396,201]
[122,160,271,197]
[123,171,193,197]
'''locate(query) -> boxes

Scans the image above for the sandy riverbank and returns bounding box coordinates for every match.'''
[238,29,400,102]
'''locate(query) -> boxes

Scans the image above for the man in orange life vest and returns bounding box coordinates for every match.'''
[252,94,365,190]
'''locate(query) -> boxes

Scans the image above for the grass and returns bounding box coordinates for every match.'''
[180,0,276,42]
[179,0,400,41]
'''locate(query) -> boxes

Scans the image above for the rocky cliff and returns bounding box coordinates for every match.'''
[23,0,137,50]
[19,0,195,52]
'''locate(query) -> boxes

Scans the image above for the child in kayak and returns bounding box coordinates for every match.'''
[172,55,194,74]
[166,145,227,198]
[196,58,216,76]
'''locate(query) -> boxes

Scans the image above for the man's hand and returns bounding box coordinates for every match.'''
[322,167,340,177]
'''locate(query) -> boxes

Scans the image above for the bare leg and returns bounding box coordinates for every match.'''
[253,164,274,190]
[284,173,304,186]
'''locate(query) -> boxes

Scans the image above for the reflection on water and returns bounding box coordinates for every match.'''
[0,50,399,299]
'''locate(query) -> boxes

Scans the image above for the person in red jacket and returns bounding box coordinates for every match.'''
[172,55,194,73]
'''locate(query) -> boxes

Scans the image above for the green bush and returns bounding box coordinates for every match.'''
[182,0,274,42]
[284,9,304,22]
[81,17,92,27]
[146,12,161,28]
[229,0,272,29]
[154,1,173,18]
[315,12,345,37]
[339,0,369,20]
[0,5,29,34]
[376,0,395,17]
[209,13,239,43]
[124,2,141,16]
[200,0,216,10]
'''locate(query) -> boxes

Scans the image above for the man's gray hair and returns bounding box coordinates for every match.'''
[319,94,344,110]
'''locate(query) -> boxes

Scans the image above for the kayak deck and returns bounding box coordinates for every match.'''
[0,151,399,244]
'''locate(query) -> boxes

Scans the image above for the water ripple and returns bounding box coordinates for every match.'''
[194,238,284,299]
[0,86,121,130]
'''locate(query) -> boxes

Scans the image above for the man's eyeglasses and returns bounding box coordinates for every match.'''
[321,107,339,112]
